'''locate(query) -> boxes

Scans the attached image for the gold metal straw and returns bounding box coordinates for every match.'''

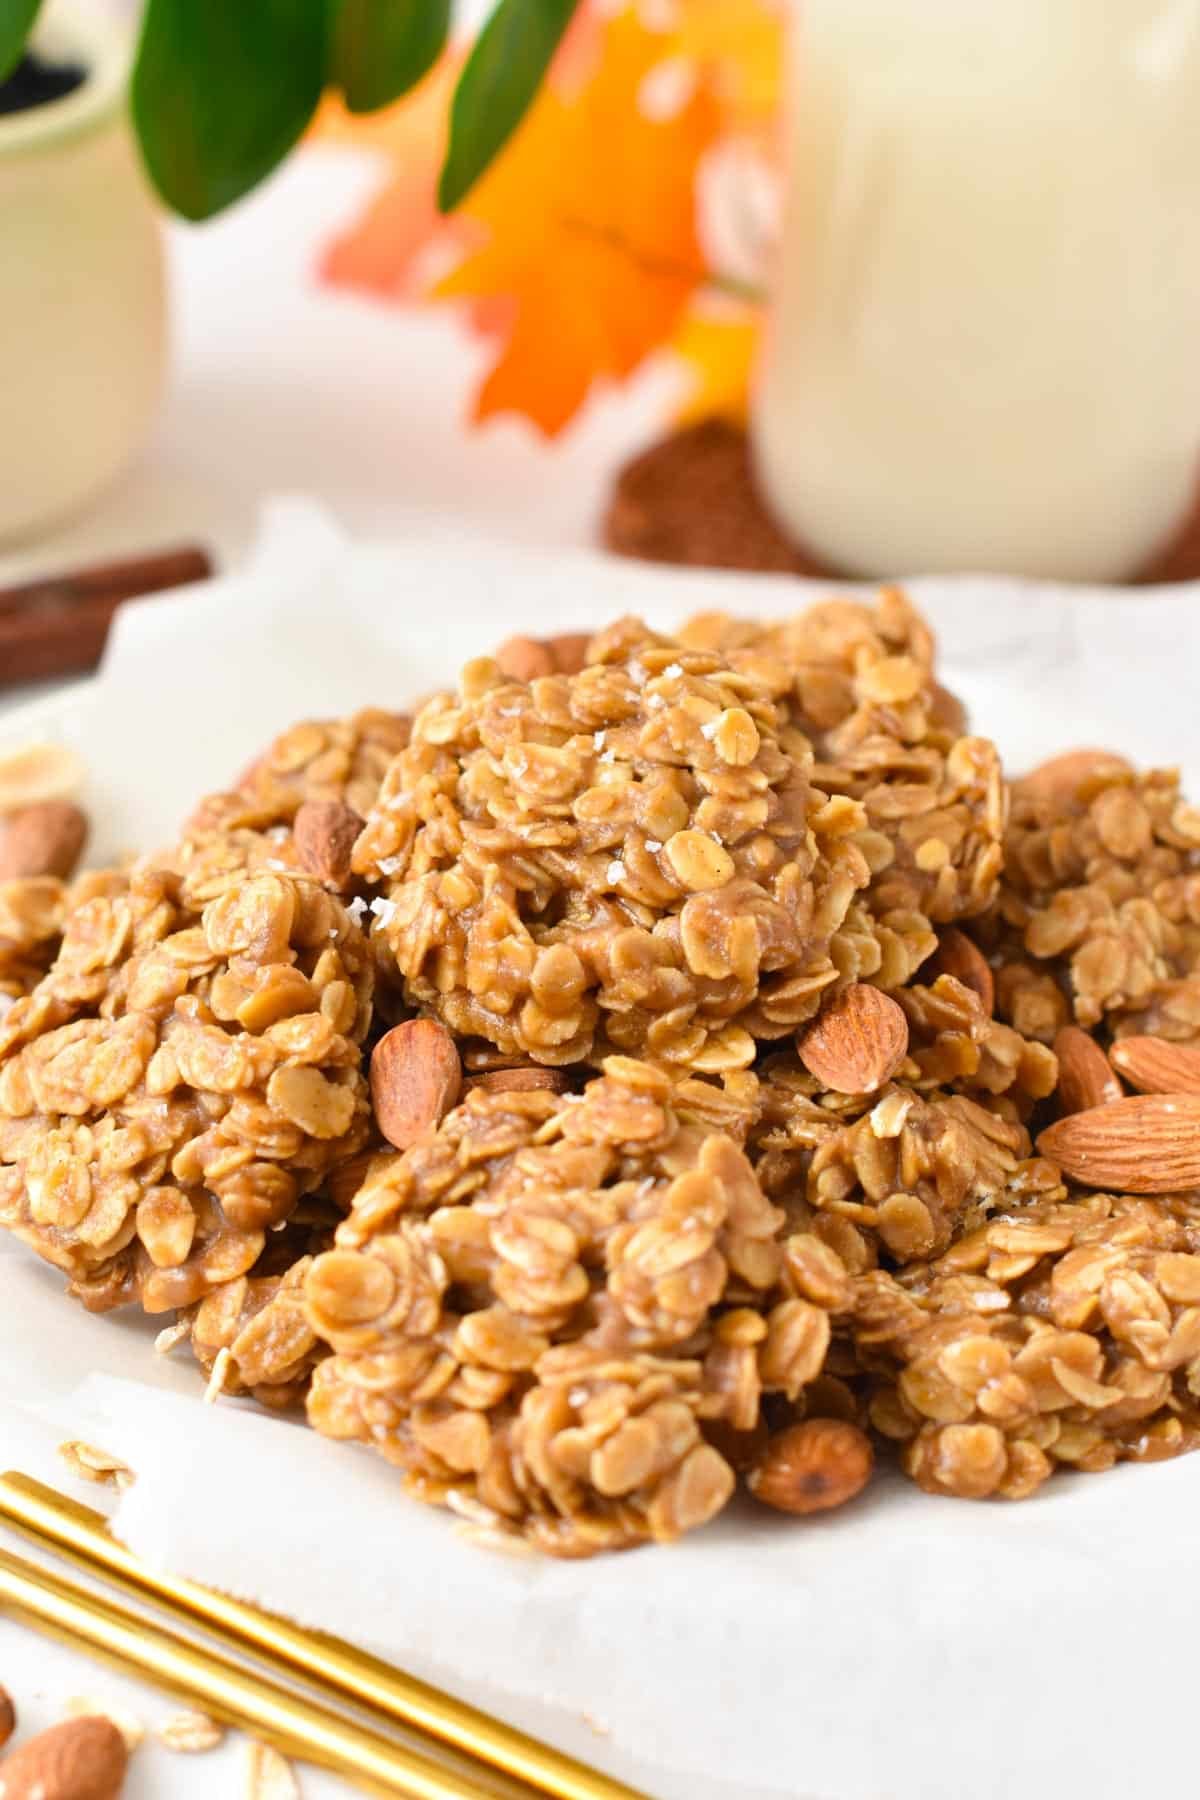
[0,1543,519,1800]
[0,1474,645,1800]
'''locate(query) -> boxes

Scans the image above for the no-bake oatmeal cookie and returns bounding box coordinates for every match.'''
[0,864,372,1314]
[353,622,875,1069]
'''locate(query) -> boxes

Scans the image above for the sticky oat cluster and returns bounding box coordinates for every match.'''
[1,592,1199,1557]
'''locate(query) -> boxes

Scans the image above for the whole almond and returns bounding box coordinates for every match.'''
[545,632,592,674]
[495,635,555,682]
[747,1419,874,1516]
[0,801,88,880]
[926,927,994,1016]
[1109,1036,1200,1098]
[797,984,909,1094]
[0,1715,127,1799]
[495,633,591,683]
[0,1688,13,1750]
[465,1067,571,1096]
[293,799,363,891]
[370,1019,462,1150]
[1053,1026,1123,1114]
[1037,1094,1200,1192]
[1019,748,1132,801]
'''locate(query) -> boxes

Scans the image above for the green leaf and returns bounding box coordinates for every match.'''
[132,0,327,222]
[438,0,580,212]
[329,0,450,114]
[0,0,42,84]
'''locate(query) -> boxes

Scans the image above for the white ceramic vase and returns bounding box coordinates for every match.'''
[0,0,166,543]
[752,1,1200,582]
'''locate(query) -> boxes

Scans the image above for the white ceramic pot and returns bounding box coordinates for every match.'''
[0,0,166,543]
[753,1,1200,582]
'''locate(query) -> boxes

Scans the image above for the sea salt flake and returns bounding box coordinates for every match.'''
[645,838,663,852]
[593,730,606,750]
[701,718,720,740]
[607,861,626,883]
[378,854,404,877]
[370,897,397,927]
[347,897,368,925]
[663,662,683,679]
[600,749,617,765]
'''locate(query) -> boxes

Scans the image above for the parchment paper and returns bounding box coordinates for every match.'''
[3,501,1199,1800]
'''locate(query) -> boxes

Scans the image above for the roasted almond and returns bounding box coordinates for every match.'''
[0,800,88,880]
[0,1686,14,1751]
[1037,1094,1200,1193]
[495,635,554,682]
[1053,1026,1123,1114]
[0,1715,127,1800]
[293,799,363,891]
[465,1067,572,1096]
[1019,747,1132,801]
[747,1419,874,1516]
[926,927,994,1016]
[545,632,592,674]
[797,983,909,1094]
[495,632,592,683]
[370,1018,462,1150]
[1109,1036,1200,1098]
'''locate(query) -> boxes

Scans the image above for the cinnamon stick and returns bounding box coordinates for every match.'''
[0,545,213,686]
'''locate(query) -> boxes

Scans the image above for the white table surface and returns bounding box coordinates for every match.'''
[0,141,673,1796]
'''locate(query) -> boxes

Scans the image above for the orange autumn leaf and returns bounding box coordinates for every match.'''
[671,0,785,128]
[315,6,601,309]
[434,8,722,437]
[315,56,462,301]
[671,301,760,426]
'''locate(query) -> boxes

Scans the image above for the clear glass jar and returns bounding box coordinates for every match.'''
[752,1,1200,581]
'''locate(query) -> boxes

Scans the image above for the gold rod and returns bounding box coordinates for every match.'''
[0,1474,644,1800]
[0,1543,515,1800]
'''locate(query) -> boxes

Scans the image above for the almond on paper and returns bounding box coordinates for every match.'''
[1109,1036,1200,1098]
[370,1018,462,1150]
[797,983,909,1095]
[0,1715,128,1799]
[1053,1027,1123,1115]
[64,1696,144,1753]
[1037,1094,1200,1193]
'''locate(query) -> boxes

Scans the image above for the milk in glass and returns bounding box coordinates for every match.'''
[753,0,1200,579]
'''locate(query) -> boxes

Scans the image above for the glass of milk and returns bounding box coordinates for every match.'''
[752,0,1200,581]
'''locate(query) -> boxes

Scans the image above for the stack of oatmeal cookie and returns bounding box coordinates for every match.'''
[2,592,1199,1556]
